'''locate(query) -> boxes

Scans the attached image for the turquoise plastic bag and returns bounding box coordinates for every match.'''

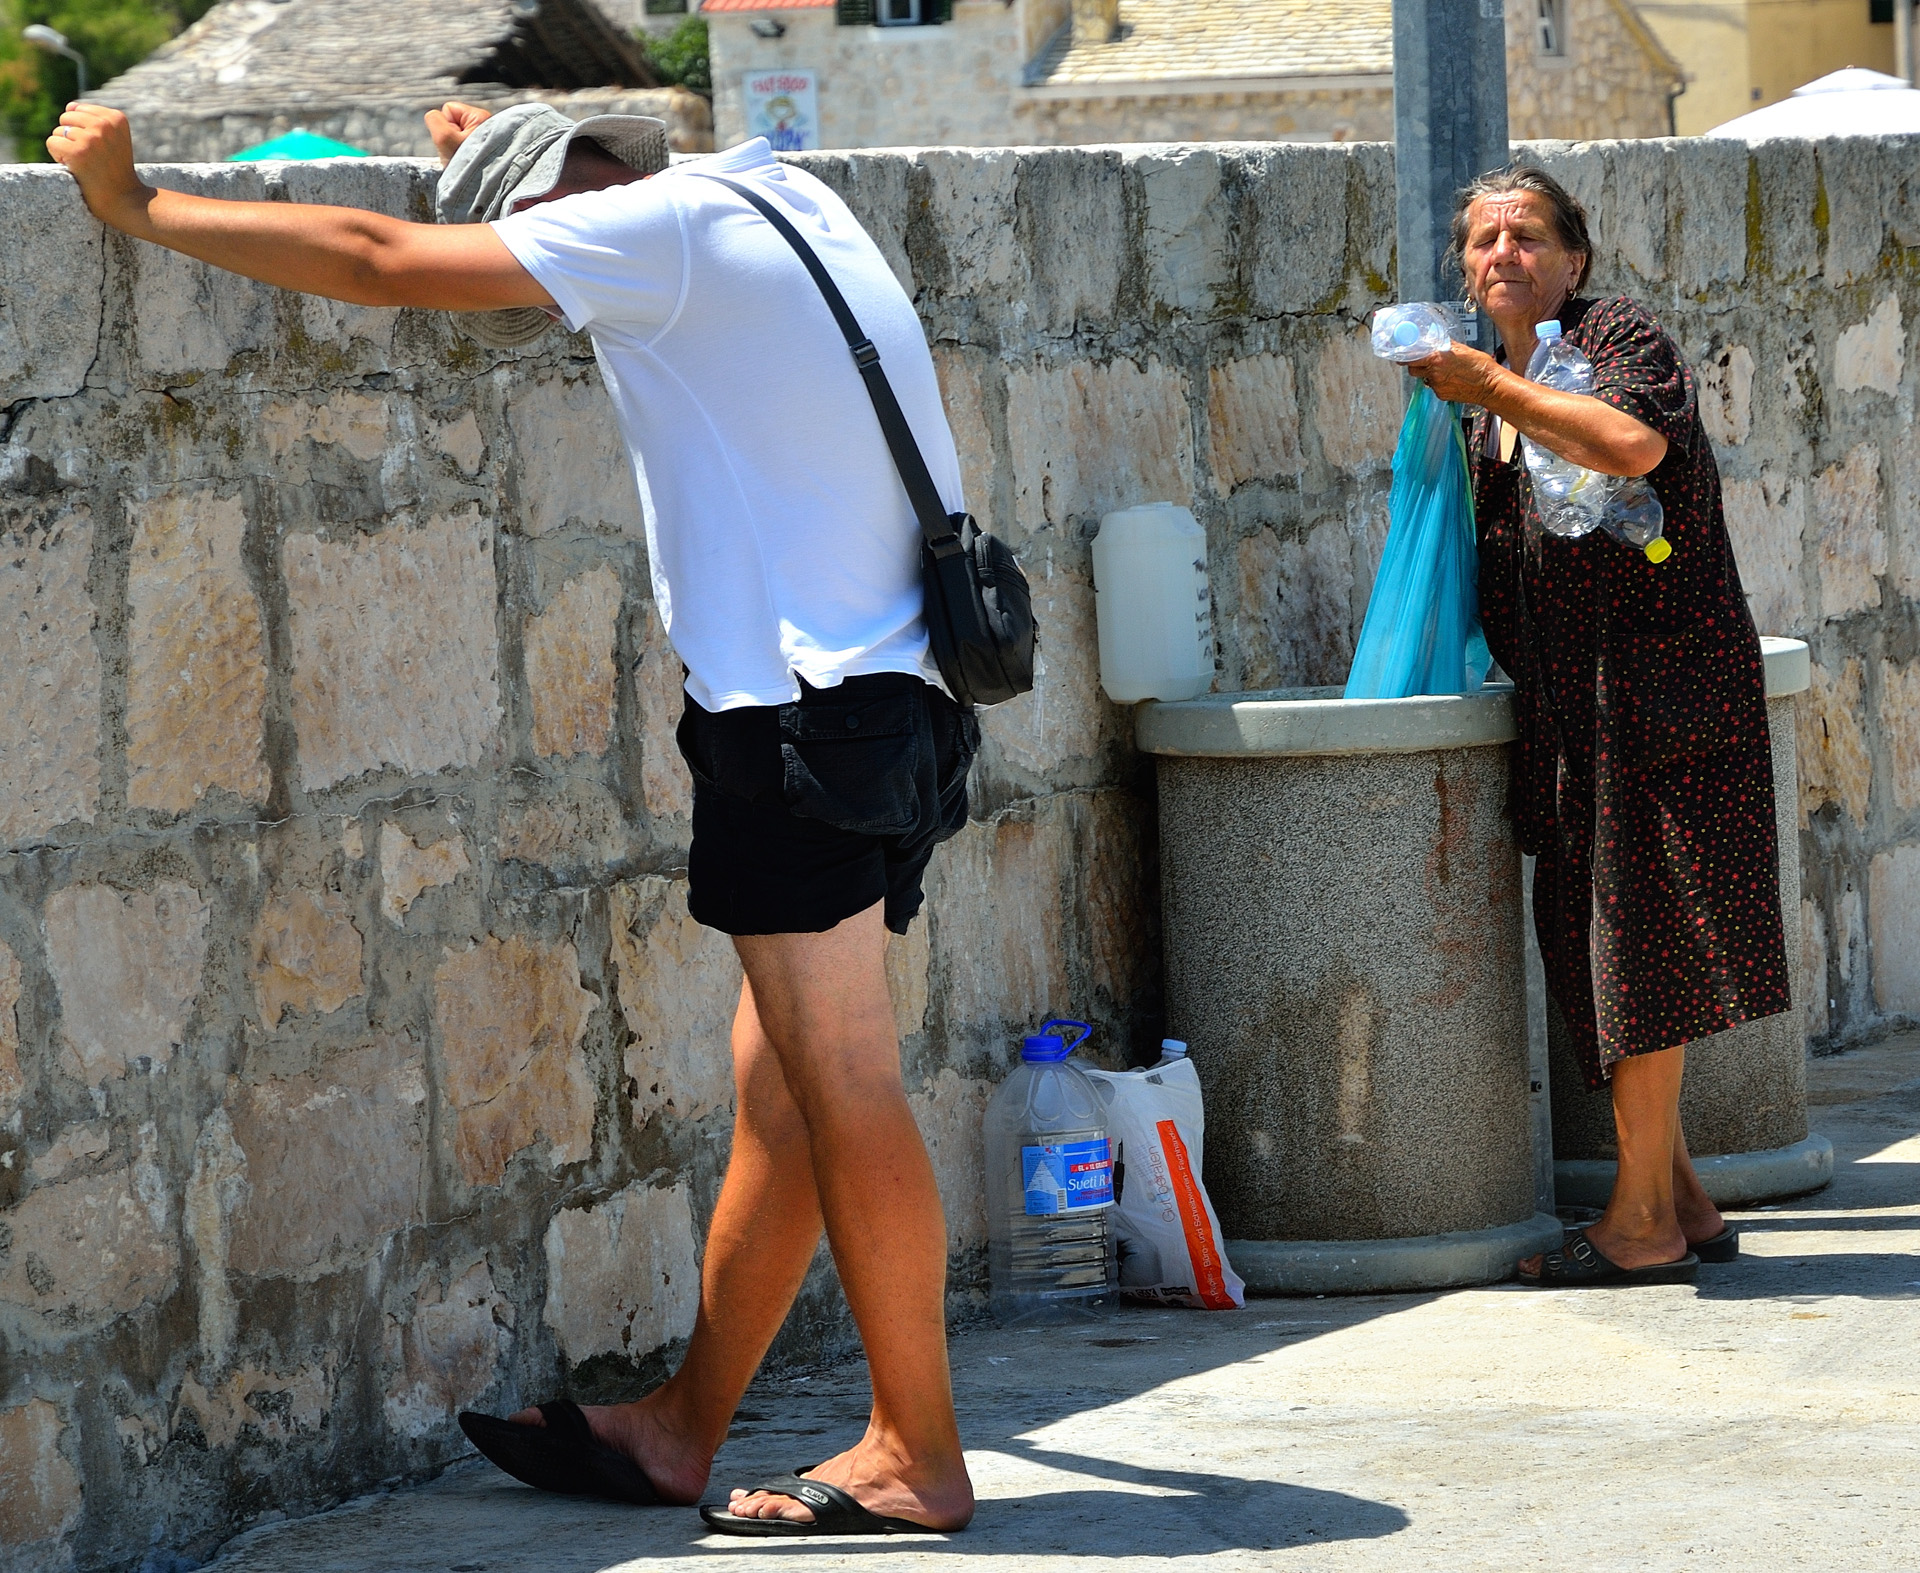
[1344,384,1492,699]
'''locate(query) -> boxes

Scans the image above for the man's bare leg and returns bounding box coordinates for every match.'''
[719,902,972,1528]
[505,971,827,1500]
[509,902,971,1528]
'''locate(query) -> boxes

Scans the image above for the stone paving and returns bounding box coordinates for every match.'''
[200,1034,1920,1573]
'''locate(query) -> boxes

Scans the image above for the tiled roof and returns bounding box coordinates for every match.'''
[1027,0,1394,88]
[96,0,654,116]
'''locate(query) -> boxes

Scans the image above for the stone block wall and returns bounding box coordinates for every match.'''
[1019,86,1397,146]
[1,133,1917,1569]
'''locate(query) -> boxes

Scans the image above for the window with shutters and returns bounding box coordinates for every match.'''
[836,0,950,24]
[1535,0,1565,53]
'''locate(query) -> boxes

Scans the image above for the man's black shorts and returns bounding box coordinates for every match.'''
[675,672,980,937]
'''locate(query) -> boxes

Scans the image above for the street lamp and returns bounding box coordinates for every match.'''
[22,24,88,97]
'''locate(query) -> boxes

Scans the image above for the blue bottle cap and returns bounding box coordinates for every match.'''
[1160,1039,1189,1057]
[1022,1033,1071,1063]
[1536,319,1563,339]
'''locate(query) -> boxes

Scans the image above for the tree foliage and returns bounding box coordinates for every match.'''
[637,15,708,97]
[0,0,217,159]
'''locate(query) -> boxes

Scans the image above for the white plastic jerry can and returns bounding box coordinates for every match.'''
[1090,503,1215,703]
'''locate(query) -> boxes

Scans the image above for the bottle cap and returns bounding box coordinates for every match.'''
[1393,320,1420,346]
[1536,320,1562,339]
[1645,537,1673,563]
[1021,1033,1071,1063]
[1160,1039,1189,1057]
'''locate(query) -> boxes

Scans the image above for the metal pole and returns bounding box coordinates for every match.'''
[1392,0,1511,331]
[1898,0,1914,89]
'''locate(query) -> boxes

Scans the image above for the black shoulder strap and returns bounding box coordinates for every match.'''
[688,172,961,557]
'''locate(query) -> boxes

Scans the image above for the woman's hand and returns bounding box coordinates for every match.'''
[46,104,153,231]
[1405,339,1668,478]
[1403,341,1504,406]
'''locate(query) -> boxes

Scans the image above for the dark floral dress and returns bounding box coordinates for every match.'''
[1467,296,1790,1090]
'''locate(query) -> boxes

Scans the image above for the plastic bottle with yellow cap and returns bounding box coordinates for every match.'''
[1601,472,1672,564]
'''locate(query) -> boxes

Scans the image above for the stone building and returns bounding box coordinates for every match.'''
[92,0,715,161]
[1637,0,1902,136]
[707,0,1684,149]
[1507,0,1687,140]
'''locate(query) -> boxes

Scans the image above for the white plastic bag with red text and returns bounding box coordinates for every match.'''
[1081,1059,1245,1309]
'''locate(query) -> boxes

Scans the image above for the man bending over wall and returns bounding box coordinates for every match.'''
[47,98,977,1538]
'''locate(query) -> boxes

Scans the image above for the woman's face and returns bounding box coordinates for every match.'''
[1460,190,1585,326]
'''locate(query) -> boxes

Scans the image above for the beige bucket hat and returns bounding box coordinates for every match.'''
[435,102,669,348]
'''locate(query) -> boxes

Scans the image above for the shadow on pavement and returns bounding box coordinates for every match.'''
[672,1303,1425,1557]
[667,1443,1408,1559]
[1685,1073,1920,1304]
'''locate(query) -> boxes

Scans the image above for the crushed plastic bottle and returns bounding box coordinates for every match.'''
[1370,303,1457,363]
[1522,321,1671,562]
[984,1018,1115,1325]
[1522,322,1609,538]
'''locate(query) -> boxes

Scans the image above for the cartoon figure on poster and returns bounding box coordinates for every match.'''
[745,69,818,151]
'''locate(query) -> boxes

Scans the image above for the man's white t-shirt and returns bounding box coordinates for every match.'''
[492,138,963,712]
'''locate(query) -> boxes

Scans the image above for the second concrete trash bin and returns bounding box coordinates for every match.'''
[1138,686,1561,1293]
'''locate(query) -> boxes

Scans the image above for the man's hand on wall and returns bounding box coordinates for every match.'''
[426,102,493,166]
[46,104,151,230]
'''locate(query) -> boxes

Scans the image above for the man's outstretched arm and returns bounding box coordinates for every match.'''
[47,104,553,313]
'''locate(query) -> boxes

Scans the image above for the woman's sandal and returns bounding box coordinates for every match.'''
[1519,1227,1699,1288]
[1562,1216,1740,1264]
[699,1467,944,1537]
[457,1400,662,1505]
[1691,1225,1740,1263]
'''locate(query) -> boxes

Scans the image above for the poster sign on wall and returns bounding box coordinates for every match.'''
[743,69,819,151]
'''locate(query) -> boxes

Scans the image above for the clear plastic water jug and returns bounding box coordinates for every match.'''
[984,1018,1115,1324]
[1091,503,1214,703]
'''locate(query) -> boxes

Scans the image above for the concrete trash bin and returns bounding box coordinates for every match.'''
[1551,636,1832,1209]
[1137,686,1561,1293]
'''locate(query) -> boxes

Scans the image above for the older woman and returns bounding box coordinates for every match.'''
[1406,165,1789,1287]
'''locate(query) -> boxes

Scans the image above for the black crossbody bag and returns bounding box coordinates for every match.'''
[692,174,1036,709]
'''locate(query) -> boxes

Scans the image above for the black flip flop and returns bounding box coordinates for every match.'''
[699,1468,941,1537]
[1518,1227,1699,1288]
[1691,1225,1740,1263]
[457,1400,661,1505]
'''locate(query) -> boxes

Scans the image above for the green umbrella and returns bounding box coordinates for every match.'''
[229,130,369,162]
